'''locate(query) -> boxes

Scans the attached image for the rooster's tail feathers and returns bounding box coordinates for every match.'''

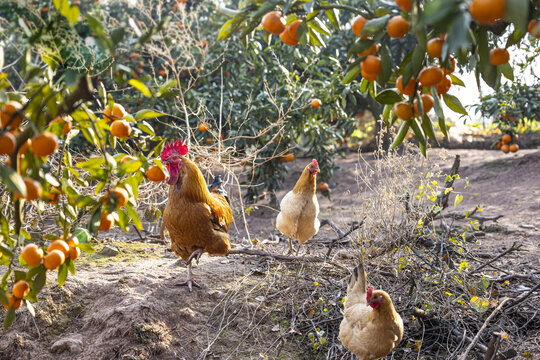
[208,175,229,204]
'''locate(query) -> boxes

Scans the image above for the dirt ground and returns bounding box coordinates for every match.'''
[0,148,538,360]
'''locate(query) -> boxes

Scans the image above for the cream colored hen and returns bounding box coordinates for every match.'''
[339,262,403,359]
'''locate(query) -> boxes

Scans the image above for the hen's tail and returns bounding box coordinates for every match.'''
[345,260,367,308]
[208,175,230,204]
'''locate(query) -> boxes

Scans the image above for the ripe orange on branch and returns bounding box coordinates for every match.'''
[31,131,59,157]
[394,102,414,121]
[261,11,286,35]
[21,244,44,266]
[198,123,209,132]
[50,115,73,135]
[103,103,126,122]
[280,20,302,46]
[362,55,382,74]
[15,178,42,201]
[48,240,70,258]
[146,165,167,182]
[44,249,65,270]
[110,120,132,138]
[395,0,412,12]
[3,294,21,310]
[358,43,379,57]
[352,15,368,37]
[0,100,24,129]
[280,154,295,162]
[105,186,129,208]
[0,132,16,155]
[427,38,444,58]
[490,48,509,65]
[414,94,435,114]
[469,0,505,25]
[387,16,410,38]
[436,75,452,96]
[12,280,30,299]
[529,19,540,38]
[98,212,115,231]
[396,76,416,96]
[361,67,377,82]
[311,99,322,108]
[442,57,456,75]
[418,66,444,87]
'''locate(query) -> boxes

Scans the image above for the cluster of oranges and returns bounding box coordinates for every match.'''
[261,11,302,46]
[494,133,519,153]
[103,103,132,138]
[99,186,130,232]
[3,235,81,310]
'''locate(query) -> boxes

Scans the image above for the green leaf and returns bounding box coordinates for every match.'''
[375,89,402,104]
[217,18,243,41]
[26,300,35,317]
[33,267,46,293]
[0,165,27,197]
[431,87,445,120]
[500,63,514,81]
[117,209,129,231]
[439,117,448,137]
[310,17,330,35]
[504,0,528,33]
[137,121,155,136]
[410,118,427,148]
[449,74,465,86]
[57,262,68,287]
[379,43,392,85]
[347,39,375,58]
[421,115,440,146]
[4,307,15,330]
[342,61,362,84]
[68,258,76,275]
[443,94,467,115]
[125,204,143,230]
[411,45,426,77]
[76,242,95,253]
[0,288,8,307]
[454,194,463,207]
[442,12,472,59]
[88,205,103,234]
[390,121,410,149]
[111,28,125,46]
[129,79,151,98]
[325,9,340,30]
[360,15,391,37]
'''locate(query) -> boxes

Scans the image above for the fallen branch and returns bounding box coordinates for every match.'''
[503,283,540,312]
[227,248,348,270]
[470,242,522,275]
[458,298,512,360]
[318,219,363,257]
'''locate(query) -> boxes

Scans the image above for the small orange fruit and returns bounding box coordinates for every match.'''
[501,134,511,144]
[146,165,167,182]
[427,37,444,58]
[30,131,59,157]
[69,246,81,261]
[317,182,329,192]
[387,16,410,38]
[490,48,510,65]
[3,294,22,310]
[311,99,322,108]
[361,67,377,82]
[435,75,452,96]
[509,144,519,152]
[261,11,286,35]
[98,212,115,231]
[205,138,212,145]
[500,144,510,153]
[494,141,501,149]
[110,119,132,138]
[395,0,412,12]
[280,20,302,46]
[469,0,505,25]
[358,43,379,57]
[418,66,444,87]
[198,123,209,132]
[280,154,295,162]
[414,94,435,114]
[103,103,127,122]
[47,240,70,258]
[352,15,368,37]
[442,56,456,75]
[43,249,65,270]
[396,76,416,96]
[121,155,137,162]
[0,132,16,155]
[12,280,30,299]
[362,55,382,74]
[0,101,24,129]
[50,115,73,135]
[528,19,540,38]
[105,187,129,208]
[394,102,414,121]
[21,244,44,266]
[15,178,42,201]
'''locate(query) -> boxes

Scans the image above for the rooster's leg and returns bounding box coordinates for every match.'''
[187,248,204,265]
[179,261,201,292]
[286,237,295,255]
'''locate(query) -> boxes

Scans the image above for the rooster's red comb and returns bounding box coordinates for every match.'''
[161,139,189,161]
[366,286,374,302]
[312,159,319,168]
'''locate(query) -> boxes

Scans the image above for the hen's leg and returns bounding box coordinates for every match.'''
[286,237,295,255]
[178,261,201,292]
[187,248,204,265]
[295,243,302,257]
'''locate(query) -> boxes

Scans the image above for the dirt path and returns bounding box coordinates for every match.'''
[1,148,538,360]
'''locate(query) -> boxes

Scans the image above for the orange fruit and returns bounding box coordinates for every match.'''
[103,103,126,122]
[352,15,368,37]
[121,155,137,162]
[427,38,444,58]
[396,76,416,96]
[435,75,452,96]
[442,57,456,75]
[3,294,21,310]
[469,0,505,25]
[30,131,59,157]
[198,123,209,132]
[280,154,295,162]
[500,144,509,153]
[280,20,302,46]
[15,178,42,201]
[418,66,444,87]
[529,19,540,38]
[12,280,30,299]
[394,102,414,121]
[361,67,377,82]
[261,11,286,35]
[205,138,212,145]
[21,244,44,266]
[105,186,129,208]
[490,48,509,65]
[50,115,73,135]
[0,132,16,155]
[110,119,132,138]
[317,182,329,192]
[387,16,410,38]
[0,101,24,129]
[358,43,379,57]
[311,99,322,108]
[362,55,382,74]
[98,212,115,231]
[43,249,65,270]
[501,134,511,144]
[69,246,81,261]
[494,141,501,149]
[509,144,519,152]
[47,240,70,258]
[146,165,167,182]
[395,0,412,12]
[414,94,435,114]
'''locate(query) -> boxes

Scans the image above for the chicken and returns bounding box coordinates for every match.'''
[339,262,404,360]
[276,159,320,255]
[160,139,232,291]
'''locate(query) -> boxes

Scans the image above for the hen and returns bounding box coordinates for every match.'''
[276,159,320,255]
[160,139,232,291]
[339,262,404,359]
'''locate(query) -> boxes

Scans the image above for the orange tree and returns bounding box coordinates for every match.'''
[217,0,540,155]
[0,2,169,328]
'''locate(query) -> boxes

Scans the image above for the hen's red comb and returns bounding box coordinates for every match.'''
[312,159,319,168]
[161,138,188,161]
[366,286,374,302]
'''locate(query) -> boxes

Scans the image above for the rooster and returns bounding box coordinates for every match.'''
[160,139,232,291]
[339,262,404,359]
[276,159,320,255]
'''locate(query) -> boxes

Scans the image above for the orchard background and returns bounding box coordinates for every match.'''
[0,0,539,359]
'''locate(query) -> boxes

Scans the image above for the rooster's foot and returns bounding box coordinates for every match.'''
[178,279,201,292]
[187,249,204,265]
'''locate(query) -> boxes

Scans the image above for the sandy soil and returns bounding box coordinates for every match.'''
[0,148,538,360]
